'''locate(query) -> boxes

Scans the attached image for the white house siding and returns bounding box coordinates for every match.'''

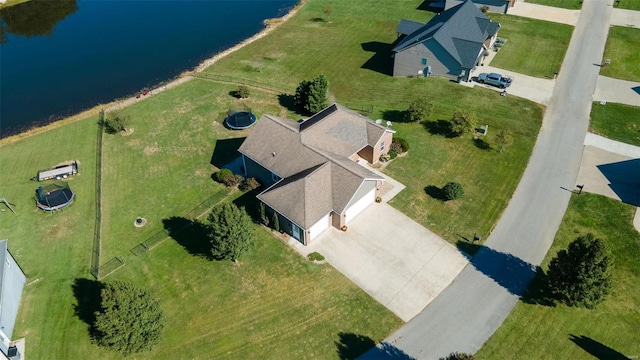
[307,212,332,242]
[344,181,377,224]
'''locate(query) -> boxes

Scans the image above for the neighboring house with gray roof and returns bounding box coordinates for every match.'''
[0,240,26,360]
[392,1,501,82]
[238,104,394,245]
[432,0,515,14]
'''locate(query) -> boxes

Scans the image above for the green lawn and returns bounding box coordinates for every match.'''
[616,0,640,10]
[590,102,640,147]
[523,0,582,9]
[0,0,549,357]
[600,26,640,82]
[477,194,640,359]
[487,14,573,78]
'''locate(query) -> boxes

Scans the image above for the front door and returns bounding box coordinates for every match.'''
[292,223,300,241]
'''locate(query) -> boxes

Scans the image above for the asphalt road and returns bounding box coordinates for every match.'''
[361,1,614,358]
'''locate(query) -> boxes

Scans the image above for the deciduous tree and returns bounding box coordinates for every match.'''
[495,129,513,153]
[406,97,433,122]
[450,109,478,136]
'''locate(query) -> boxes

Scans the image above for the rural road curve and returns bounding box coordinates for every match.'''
[361,0,614,358]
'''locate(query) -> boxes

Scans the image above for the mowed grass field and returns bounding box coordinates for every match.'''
[0,0,550,357]
[617,0,640,10]
[523,0,582,9]
[590,102,640,147]
[600,26,640,82]
[0,79,402,359]
[477,194,640,359]
[488,14,574,78]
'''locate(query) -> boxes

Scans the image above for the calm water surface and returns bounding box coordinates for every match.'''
[0,0,295,138]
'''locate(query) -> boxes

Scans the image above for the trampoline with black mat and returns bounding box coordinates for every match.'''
[225,111,257,130]
[36,183,75,211]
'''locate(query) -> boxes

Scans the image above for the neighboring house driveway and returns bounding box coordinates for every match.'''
[611,8,640,28]
[468,64,556,105]
[509,1,580,26]
[593,76,640,107]
[576,133,640,206]
[297,203,468,322]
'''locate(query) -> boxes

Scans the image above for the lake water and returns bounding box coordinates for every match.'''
[0,0,296,138]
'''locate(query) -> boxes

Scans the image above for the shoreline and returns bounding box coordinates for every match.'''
[0,1,304,146]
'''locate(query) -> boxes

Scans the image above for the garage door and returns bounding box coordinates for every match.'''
[344,188,376,224]
[308,212,331,242]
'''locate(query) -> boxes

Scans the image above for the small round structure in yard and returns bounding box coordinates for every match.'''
[36,183,75,211]
[134,217,147,227]
[225,111,257,130]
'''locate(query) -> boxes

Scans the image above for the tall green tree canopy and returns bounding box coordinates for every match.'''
[547,233,614,308]
[208,203,254,262]
[294,74,329,114]
[93,281,165,354]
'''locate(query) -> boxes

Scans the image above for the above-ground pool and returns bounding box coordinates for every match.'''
[36,184,75,211]
[225,111,257,130]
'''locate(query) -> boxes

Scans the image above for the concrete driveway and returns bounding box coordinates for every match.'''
[508,1,580,26]
[295,203,468,322]
[470,65,556,105]
[594,76,640,107]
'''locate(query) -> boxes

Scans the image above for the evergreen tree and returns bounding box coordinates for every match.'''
[442,182,464,201]
[208,203,254,262]
[547,233,614,308]
[93,281,165,354]
[294,74,329,114]
[272,211,280,233]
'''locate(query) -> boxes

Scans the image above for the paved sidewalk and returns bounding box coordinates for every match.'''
[611,8,640,28]
[584,132,640,158]
[593,76,640,107]
[509,2,580,26]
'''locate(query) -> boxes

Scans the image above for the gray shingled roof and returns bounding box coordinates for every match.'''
[0,240,26,355]
[396,19,425,36]
[393,1,501,69]
[241,104,388,229]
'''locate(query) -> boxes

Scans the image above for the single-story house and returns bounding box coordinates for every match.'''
[0,240,26,360]
[433,0,515,14]
[238,103,394,245]
[392,1,501,82]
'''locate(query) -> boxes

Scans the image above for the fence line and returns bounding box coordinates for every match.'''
[192,73,288,94]
[90,111,105,279]
[130,189,231,256]
[96,257,124,280]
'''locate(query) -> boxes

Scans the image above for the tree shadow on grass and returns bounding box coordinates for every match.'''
[424,185,447,201]
[569,335,630,360]
[422,119,455,138]
[361,41,394,76]
[163,216,213,260]
[72,278,104,338]
[520,266,556,306]
[382,109,410,123]
[278,93,298,113]
[335,333,415,360]
[455,242,538,296]
[473,137,491,150]
[210,137,245,169]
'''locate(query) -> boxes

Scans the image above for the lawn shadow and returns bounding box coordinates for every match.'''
[423,119,455,137]
[520,266,556,306]
[473,137,491,150]
[310,17,325,23]
[424,185,447,201]
[381,109,409,123]
[210,137,245,169]
[278,93,297,113]
[455,242,537,296]
[163,216,213,260]
[72,278,104,338]
[335,332,375,360]
[232,188,263,223]
[361,41,394,76]
[569,335,630,360]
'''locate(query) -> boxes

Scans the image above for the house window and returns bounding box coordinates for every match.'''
[421,58,427,65]
[380,141,385,151]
